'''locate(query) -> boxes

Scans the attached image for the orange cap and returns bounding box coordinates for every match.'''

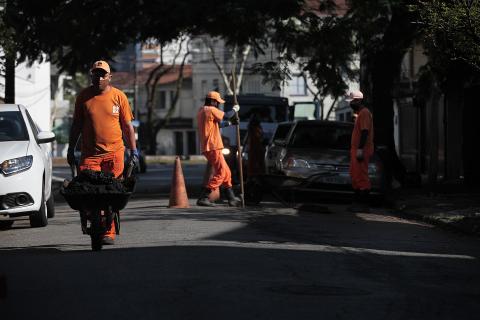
[90,60,110,73]
[206,91,225,104]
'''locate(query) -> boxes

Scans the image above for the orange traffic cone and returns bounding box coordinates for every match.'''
[168,157,190,208]
[202,163,220,202]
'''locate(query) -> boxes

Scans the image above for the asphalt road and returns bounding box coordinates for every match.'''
[52,163,207,196]
[1,166,480,319]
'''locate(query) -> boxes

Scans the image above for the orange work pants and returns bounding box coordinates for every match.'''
[349,149,372,191]
[79,147,125,239]
[204,149,233,190]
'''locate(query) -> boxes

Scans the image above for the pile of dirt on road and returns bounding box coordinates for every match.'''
[62,170,135,195]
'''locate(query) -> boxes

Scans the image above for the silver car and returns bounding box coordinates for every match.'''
[278,120,384,196]
[264,121,294,174]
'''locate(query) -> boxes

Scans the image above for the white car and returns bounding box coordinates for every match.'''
[0,104,56,228]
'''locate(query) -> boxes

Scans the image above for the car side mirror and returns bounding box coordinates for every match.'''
[37,131,56,144]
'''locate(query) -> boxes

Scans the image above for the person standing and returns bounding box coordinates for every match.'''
[347,90,374,212]
[246,114,265,178]
[67,60,138,244]
[197,91,241,207]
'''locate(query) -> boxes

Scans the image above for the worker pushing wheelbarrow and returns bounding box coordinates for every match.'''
[64,59,140,250]
[61,163,136,251]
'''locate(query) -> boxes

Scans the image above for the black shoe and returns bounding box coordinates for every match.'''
[197,188,216,207]
[101,236,115,245]
[196,197,216,207]
[225,188,241,207]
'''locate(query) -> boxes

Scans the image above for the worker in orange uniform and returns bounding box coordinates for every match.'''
[347,90,374,212]
[197,91,242,207]
[67,60,138,245]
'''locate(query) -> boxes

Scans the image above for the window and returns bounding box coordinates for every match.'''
[187,131,196,155]
[287,75,307,96]
[339,113,345,122]
[201,80,208,100]
[174,131,184,155]
[155,90,166,109]
[169,90,176,107]
[212,79,219,91]
[273,123,293,142]
[345,112,352,122]
[289,124,352,150]
[0,111,29,141]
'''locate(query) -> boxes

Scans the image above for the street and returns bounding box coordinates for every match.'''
[1,164,480,319]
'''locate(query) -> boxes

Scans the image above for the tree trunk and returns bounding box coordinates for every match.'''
[365,49,407,186]
[427,83,441,188]
[4,53,15,103]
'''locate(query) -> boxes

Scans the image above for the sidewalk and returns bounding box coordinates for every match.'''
[390,185,480,237]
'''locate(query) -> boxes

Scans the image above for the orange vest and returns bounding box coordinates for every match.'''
[73,86,133,155]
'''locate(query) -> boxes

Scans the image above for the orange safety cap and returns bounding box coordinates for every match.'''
[206,91,225,104]
[90,60,111,73]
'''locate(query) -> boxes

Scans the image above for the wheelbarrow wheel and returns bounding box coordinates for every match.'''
[90,211,103,251]
[91,233,103,251]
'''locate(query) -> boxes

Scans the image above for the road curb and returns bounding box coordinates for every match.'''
[391,206,480,237]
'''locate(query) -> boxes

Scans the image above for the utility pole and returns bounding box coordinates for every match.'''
[133,44,139,119]
[3,0,15,103]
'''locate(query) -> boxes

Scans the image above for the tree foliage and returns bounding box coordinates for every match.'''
[3,0,304,74]
[417,0,480,82]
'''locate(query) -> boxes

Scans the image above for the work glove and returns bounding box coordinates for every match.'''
[128,149,140,168]
[356,149,364,161]
[232,104,240,113]
[229,113,240,125]
[67,147,76,166]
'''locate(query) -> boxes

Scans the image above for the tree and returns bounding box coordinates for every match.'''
[345,0,419,185]
[0,0,16,103]
[143,37,191,154]
[417,0,480,79]
[416,0,480,185]
[272,11,357,119]
[202,36,252,96]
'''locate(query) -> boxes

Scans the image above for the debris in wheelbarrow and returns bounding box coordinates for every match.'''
[62,169,135,195]
[61,169,136,212]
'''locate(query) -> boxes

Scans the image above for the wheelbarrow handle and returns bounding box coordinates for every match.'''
[70,164,77,178]
[125,160,135,178]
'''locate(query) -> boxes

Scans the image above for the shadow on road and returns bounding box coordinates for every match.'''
[1,242,480,320]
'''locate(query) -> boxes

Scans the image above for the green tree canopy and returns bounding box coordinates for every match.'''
[3,0,304,73]
[417,0,480,82]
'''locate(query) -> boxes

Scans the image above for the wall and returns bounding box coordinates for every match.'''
[15,60,52,130]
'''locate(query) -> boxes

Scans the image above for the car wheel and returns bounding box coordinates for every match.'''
[46,193,55,218]
[0,221,14,230]
[29,182,48,228]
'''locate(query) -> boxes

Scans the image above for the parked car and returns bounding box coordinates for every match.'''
[277,120,385,196]
[0,104,56,229]
[264,121,294,174]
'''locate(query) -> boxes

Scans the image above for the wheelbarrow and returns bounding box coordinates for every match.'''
[61,164,135,251]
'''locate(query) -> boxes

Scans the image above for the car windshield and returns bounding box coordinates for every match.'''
[273,124,292,141]
[289,123,352,150]
[0,111,29,142]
